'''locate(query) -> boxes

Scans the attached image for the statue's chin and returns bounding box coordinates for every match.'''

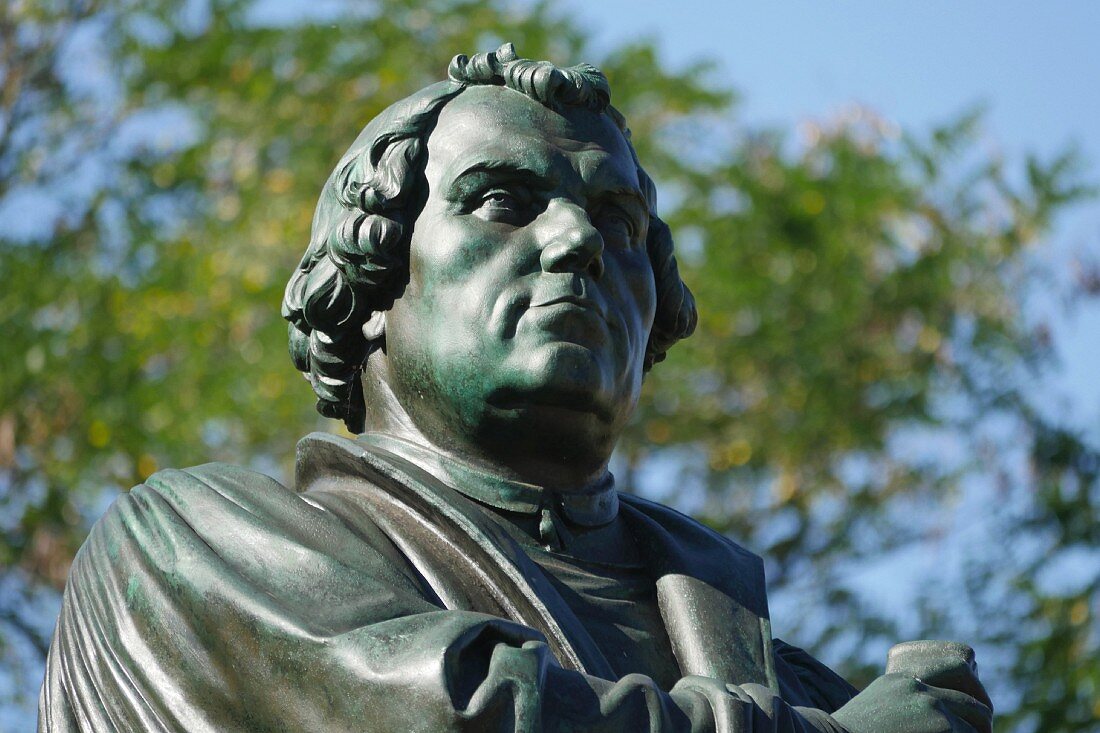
[495,339,628,420]
[382,335,636,476]
[475,391,619,485]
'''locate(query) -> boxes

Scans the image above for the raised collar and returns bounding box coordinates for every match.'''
[357,432,619,527]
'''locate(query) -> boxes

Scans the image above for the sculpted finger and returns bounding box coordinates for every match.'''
[922,683,993,733]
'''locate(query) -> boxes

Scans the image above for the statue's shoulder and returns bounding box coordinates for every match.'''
[617,491,763,567]
[142,460,295,505]
[104,460,301,533]
[73,458,317,585]
[68,445,420,606]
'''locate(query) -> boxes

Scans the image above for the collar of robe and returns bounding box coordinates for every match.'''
[358,433,619,540]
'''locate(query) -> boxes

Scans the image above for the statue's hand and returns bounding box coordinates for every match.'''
[884,640,993,711]
[832,674,992,733]
[832,641,993,733]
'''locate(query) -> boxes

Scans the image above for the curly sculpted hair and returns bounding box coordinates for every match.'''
[281,43,698,433]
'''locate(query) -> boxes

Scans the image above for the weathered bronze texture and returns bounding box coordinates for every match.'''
[40,44,993,732]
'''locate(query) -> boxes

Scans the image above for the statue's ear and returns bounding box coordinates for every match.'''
[362,310,386,342]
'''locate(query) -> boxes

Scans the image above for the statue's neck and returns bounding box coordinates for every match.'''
[358,431,618,527]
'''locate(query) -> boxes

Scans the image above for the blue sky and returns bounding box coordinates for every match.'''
[559,0,1100,435]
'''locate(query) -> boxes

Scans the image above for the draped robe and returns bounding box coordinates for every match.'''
[39,432,857,731]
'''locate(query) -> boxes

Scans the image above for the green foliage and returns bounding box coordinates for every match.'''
[1,0,1097,730]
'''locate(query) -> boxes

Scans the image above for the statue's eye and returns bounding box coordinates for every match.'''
[475,189,521,218]
[484,192,513,206]
[594,208,638,247]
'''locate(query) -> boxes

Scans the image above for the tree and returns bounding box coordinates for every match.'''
[1,1,1096,730]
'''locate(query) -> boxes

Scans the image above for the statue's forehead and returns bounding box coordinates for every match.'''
[425,86,636,188]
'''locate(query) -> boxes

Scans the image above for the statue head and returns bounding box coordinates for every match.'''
[282,44,697,485]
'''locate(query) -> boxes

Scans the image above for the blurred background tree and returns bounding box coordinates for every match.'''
[1,0,1097,730]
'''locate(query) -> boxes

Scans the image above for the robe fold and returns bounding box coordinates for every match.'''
[40,432,857,732]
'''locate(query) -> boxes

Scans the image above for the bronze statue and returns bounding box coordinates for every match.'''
[39,44,993,732]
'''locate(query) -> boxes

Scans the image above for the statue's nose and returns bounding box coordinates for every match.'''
[538,201,605,280]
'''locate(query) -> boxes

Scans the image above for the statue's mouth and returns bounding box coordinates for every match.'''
[527,273,609,320]
[525,292,610,328]
[529,294,599,311]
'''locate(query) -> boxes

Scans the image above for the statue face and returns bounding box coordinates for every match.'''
[381,85,656,479]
